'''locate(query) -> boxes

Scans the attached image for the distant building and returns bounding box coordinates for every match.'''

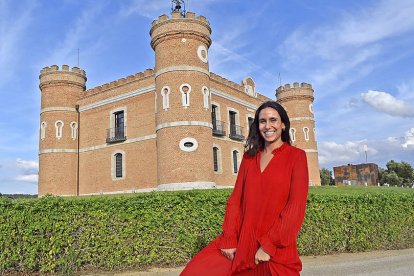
[38,8,321,196]
[333,163,379,186]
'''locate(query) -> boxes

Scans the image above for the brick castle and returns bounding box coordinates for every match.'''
[38,8,321,196]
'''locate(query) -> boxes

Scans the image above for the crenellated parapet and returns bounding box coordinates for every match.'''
[85,69,154,97]
[276,82,314,103]
[150,11,212,50]
[210,73,244,92]
[39,65,87,91]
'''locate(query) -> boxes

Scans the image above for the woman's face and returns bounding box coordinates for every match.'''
[258,107,285,147]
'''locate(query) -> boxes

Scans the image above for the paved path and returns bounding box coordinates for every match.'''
[86,248,414,276]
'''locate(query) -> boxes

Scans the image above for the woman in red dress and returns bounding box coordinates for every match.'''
[181,101,309,275]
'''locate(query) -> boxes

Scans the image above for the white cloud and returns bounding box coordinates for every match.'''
[402,128,414,148]
[15,174,38,183]
[16,158,38,171]
[361,90,414,117]
[318,140,368,165]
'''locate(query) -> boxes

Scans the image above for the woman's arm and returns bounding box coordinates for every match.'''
[258,150,309,257]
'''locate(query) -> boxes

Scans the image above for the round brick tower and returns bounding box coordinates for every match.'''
[38,65,86,196]
[276,82,321,186]
[150,11,215,190]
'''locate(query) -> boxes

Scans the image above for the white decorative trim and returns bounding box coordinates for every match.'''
[155,66,210,78]
[157,181,216,191]
[180,83,192,108]
[39,149,78,154]
[40,122,47,140]
[179,137,199,152]
[154,89,158,113]
[41,107,77,114]
[304,149,318,153]
[70,122,78,140]
[309,103,314,114]
[211,88,258,110]
[39,134,157,155]
[55,120,64,139]
[290,116,314,121]
[242,77,256,97]
[156,121,213,131]
[160,86,170,111]
[197,45,208,63]
[109,107,127,135]
[303,127,310,141]
[80,188,157,196]
[111,150,126,180]
[213,144,223,174]
[202,86,210,110]
[80,85,155,112]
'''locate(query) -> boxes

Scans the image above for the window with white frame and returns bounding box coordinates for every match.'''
[232,149,241,174]
[290,128,296,143]
[70,122,78,140]
[202,86,210,110]
[161,86,170,111]
[180,83,192,107]
[111,150,126,180]
[213,144,222,173]
[55,120,64,139]
[40,121,47,140]
[303,127,310,141]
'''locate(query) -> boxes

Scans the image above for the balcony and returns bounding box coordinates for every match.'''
[212,120,226,136]
[106,127,127,143]
[229,124,245,141]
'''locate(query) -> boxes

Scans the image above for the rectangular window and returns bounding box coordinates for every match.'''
[213,147,218,172]
[233,151,238,174]
[114,111,124,138]
[115,153,123,178]
[212,105,217,129]
[229,111,236,136]
[248,117,254,131]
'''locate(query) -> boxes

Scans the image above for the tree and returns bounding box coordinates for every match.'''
[320,168,335,186]
[379,160,414,187]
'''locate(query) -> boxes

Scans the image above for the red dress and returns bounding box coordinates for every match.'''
[181,143,309,276]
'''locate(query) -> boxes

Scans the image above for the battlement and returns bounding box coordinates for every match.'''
[276,82,314,102]
[151,11,209,27]
[210,73,244,92]
[40,65,86,77]
[85,68,154,96]
[277,82,313,92]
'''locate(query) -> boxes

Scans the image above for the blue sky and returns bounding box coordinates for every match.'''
[1,0,414,194]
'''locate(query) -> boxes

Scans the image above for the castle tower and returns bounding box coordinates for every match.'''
[276,82,321,186]
[38,65,87,196]
[150,10,215,190]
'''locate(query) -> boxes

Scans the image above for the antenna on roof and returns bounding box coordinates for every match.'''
[171,0,186,17]
[77,48,80,67]
[278,72,282,87]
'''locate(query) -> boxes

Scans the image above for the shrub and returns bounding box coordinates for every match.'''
[0,187,413,273]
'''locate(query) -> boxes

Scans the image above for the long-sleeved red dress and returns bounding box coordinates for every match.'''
[181,143,309,276]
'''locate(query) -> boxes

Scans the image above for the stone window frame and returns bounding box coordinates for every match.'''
[55,120,64,139]
[111,149,126,181]
[40,121,47,140]
[213,143,223,174]
[303,127,310,141]
[202,86,210,110]
[180,83,192,108]
[231,148,241,175]
[227,107,241,137]
[290,128,296,143]
[160,86,171,111]
[70,122,78,140]
[109,106,127,136]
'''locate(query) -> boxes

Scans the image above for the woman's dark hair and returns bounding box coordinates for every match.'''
[245,101,291,156]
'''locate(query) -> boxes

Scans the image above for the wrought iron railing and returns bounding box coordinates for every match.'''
[212,120,226,136]
[229,124,245,141]
[106,126,126,143]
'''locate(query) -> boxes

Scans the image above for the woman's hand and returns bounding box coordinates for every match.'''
[254,247,270,264]
[221,248,236,260]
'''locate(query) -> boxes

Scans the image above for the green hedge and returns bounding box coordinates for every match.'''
[1,187,413,273]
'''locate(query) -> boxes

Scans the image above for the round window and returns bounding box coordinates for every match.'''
[197,45,208,63]
[179,137,198,152]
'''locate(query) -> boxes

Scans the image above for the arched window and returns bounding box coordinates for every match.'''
[115,153,123,178]
[111,150,126,180]
[70,122,78,140]
[40,121,47,140]
[213,147,219,172]
[290,128,296,143]
[180,83,192,108]
[55,120,64,139]
[161,86,170,111]
[303,127,310,141]
[232,150,240,174]
[202,86,210,110]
